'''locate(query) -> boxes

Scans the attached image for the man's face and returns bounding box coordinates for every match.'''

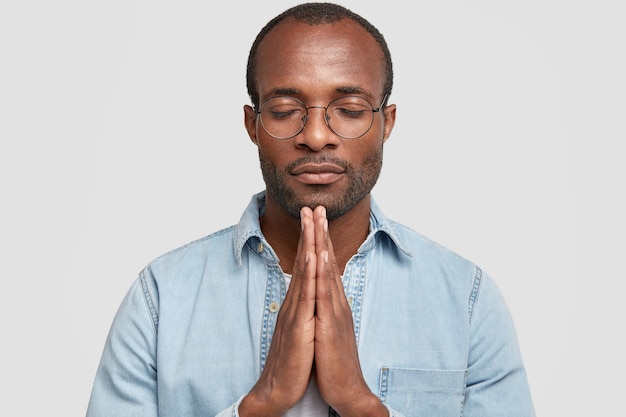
[244,19,396,220]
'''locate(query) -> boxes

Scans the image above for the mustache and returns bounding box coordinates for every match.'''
[286,155,349,172]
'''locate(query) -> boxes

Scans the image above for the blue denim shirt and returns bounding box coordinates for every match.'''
[87,192,535,417]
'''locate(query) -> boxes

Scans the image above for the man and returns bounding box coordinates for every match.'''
[87,3,535,416]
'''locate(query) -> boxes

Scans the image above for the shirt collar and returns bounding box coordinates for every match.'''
[233,191,412,265]
[365,197,413,257]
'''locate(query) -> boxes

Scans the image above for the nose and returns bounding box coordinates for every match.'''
[293,106,341,151]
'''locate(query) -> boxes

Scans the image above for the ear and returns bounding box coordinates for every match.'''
[243,105,259,145]
[382,103,396,143]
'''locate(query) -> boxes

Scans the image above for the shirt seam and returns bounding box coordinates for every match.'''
[468,266,482,326]
[140,270,159,333]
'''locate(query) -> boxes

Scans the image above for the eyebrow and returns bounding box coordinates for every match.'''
[267,86,373,98]
[335,86,369,96]
[269,87,300,97]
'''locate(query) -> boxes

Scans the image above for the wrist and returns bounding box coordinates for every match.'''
[238,390,285,417]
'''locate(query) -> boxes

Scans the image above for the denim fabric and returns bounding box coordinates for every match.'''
[86,191,535,417]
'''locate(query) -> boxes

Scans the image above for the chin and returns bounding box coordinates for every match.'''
[304,193,367,220]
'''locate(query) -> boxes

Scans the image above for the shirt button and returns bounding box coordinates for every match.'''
[269,302,280,313]
[257,242,264,253]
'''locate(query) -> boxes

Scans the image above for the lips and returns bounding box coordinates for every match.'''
[291,162,346,185]
[291,162,345,175]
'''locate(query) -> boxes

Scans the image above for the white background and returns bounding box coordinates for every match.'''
[1,0,624,415]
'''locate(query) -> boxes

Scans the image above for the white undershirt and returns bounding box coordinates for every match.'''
[283,273,329,417]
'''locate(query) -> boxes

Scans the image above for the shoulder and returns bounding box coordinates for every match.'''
[374,218,491,308]
[157,225,235,259]
[389,219,478,273]
[140,225,238,285]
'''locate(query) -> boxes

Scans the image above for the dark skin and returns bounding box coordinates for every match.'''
[240,18,396,417]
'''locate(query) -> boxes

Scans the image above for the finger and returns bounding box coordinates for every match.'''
[292,206,315,281]
[314,206,340,285]
[295,206,315,268]
[286,206,317,317]
[313,207,343,314]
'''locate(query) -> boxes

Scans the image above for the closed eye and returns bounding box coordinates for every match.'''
[267,108,304,119]
[332,106,369,119]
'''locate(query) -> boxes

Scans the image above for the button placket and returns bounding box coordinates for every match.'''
[259,264,286,370]
[342,255,367,344]
[269,301,280,313]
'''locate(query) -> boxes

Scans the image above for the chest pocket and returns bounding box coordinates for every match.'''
[379,367,467,416]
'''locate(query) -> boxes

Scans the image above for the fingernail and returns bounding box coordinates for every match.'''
[306,252,310,263]
[323,251,328,263]
[324,218,328,232]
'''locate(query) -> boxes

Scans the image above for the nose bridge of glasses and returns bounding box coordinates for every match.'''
[305,105,329,115]
[304,105,331,124]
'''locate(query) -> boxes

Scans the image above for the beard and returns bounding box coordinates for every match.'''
[259,148,383,220]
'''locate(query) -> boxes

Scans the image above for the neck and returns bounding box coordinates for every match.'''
[260,193,372,275]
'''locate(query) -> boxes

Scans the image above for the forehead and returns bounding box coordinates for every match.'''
[254,19,385,100]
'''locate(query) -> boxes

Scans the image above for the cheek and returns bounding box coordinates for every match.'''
[348,137,384,164]
[257,140,293,166]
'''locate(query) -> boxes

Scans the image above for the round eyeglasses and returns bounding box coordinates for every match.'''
[254,95,387,140]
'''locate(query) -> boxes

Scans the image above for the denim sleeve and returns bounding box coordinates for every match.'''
[464,270,535,416]
[85,273,160,416]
